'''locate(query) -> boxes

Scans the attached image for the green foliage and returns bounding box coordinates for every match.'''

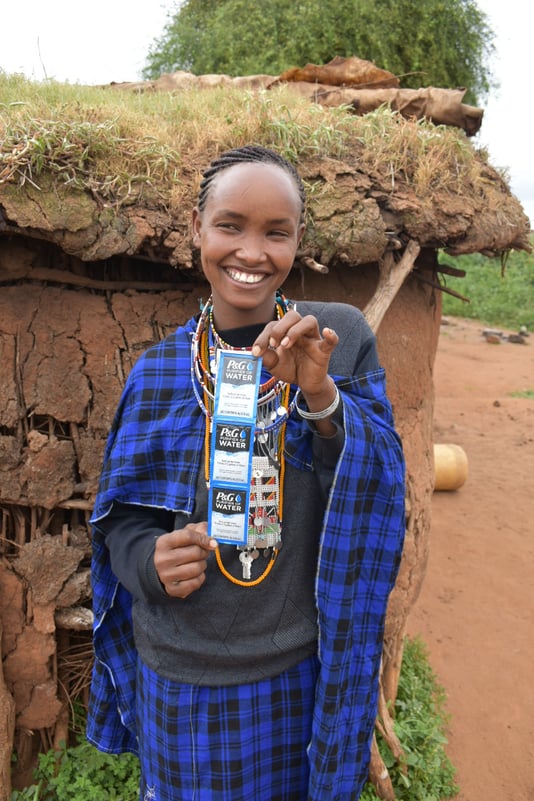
[10,785,44,800]
[361,637,458,801]
[440,246,534,330]
[143,0,495,105]
[10,741,140,801]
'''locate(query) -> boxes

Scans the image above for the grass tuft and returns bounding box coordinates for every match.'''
[1,72,486,207]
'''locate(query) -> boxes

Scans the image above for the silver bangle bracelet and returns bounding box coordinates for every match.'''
[295,385,340,420]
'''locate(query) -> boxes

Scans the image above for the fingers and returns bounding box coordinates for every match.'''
[163,522,218,552]
[164,566,208,599]
[252,312,338,357]
[251,310,311,355]
[154,522,218,599]
[320,326,340,353]
[252,314,338,393]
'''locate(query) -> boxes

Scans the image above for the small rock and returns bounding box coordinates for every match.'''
[507,334,527,344]
[482,328,503,338]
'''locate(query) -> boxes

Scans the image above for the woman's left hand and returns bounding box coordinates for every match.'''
[251,309,338,400]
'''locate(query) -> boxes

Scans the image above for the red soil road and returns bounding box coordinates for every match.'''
[407,317,534,801]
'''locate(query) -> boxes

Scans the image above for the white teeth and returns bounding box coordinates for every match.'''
[227,268,263,284]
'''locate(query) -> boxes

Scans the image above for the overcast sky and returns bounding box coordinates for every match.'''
[1,0,532,228]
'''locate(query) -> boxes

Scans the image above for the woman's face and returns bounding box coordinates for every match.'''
[192,162,305,330]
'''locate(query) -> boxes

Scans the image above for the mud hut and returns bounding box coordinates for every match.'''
[0,64,531,798]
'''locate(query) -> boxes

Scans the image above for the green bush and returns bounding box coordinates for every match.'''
[360,637,458,801]
[439,246,534,330]
[11,742,139,801]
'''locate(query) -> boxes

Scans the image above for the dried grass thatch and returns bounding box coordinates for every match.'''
[0,71,530,271]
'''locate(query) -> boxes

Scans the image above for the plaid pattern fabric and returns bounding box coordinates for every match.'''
[87,312,405,800]
[309,372,405,798]
[137,655,319,801]
[91,317,204,521]
[88,318,202,756]
[87,584,137,754]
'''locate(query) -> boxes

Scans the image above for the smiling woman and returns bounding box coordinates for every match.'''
[86,144,406,801]
[192,158,305,328]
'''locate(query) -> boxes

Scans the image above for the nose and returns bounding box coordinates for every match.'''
[235,233,266,264]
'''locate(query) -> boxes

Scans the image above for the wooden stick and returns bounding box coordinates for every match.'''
[0,265,193,292]
[57,500,94,511]
[0,621,16,801]
[364,240,421,333]
[298,255,329,274]
[436,263,466,278]
[368,735,396,800]
[53,629,70,751]
[55,607,94,631]
[3,497,93,512]
[12,507,27,547]
[376,684,406,767]
[414,271,471,302]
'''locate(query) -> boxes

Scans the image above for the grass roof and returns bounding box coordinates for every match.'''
[1,72,488,207]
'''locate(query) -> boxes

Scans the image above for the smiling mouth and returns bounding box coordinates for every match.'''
[226,267,265,285]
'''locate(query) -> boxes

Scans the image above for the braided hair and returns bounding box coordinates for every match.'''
[197,145,306,222]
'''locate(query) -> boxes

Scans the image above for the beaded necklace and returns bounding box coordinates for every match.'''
[191,294,293,586]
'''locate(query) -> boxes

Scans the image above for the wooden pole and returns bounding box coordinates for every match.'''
[364,241,421,333]
[0,620,16,801]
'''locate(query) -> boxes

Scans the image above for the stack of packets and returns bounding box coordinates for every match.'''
[208,352,262,546]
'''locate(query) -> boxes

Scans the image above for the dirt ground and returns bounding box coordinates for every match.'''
[406,316,534,801]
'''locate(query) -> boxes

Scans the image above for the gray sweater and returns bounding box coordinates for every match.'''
[98,301,379,685]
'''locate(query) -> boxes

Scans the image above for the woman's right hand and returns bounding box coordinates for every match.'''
[154,522,218,599]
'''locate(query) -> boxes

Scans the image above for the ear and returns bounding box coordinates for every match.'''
[191,207,202,247]
[296,222,306,248]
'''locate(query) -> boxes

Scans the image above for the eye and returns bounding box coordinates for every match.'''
[268,229,290,239]
[216,221,240,231]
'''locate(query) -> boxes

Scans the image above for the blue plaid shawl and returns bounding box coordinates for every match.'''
[88,314,405,800]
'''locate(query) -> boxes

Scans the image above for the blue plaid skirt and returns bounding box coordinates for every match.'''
[136,655,320,801]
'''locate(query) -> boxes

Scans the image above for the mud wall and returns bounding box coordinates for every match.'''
[285,261,442,698]
[0,238,441,778]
